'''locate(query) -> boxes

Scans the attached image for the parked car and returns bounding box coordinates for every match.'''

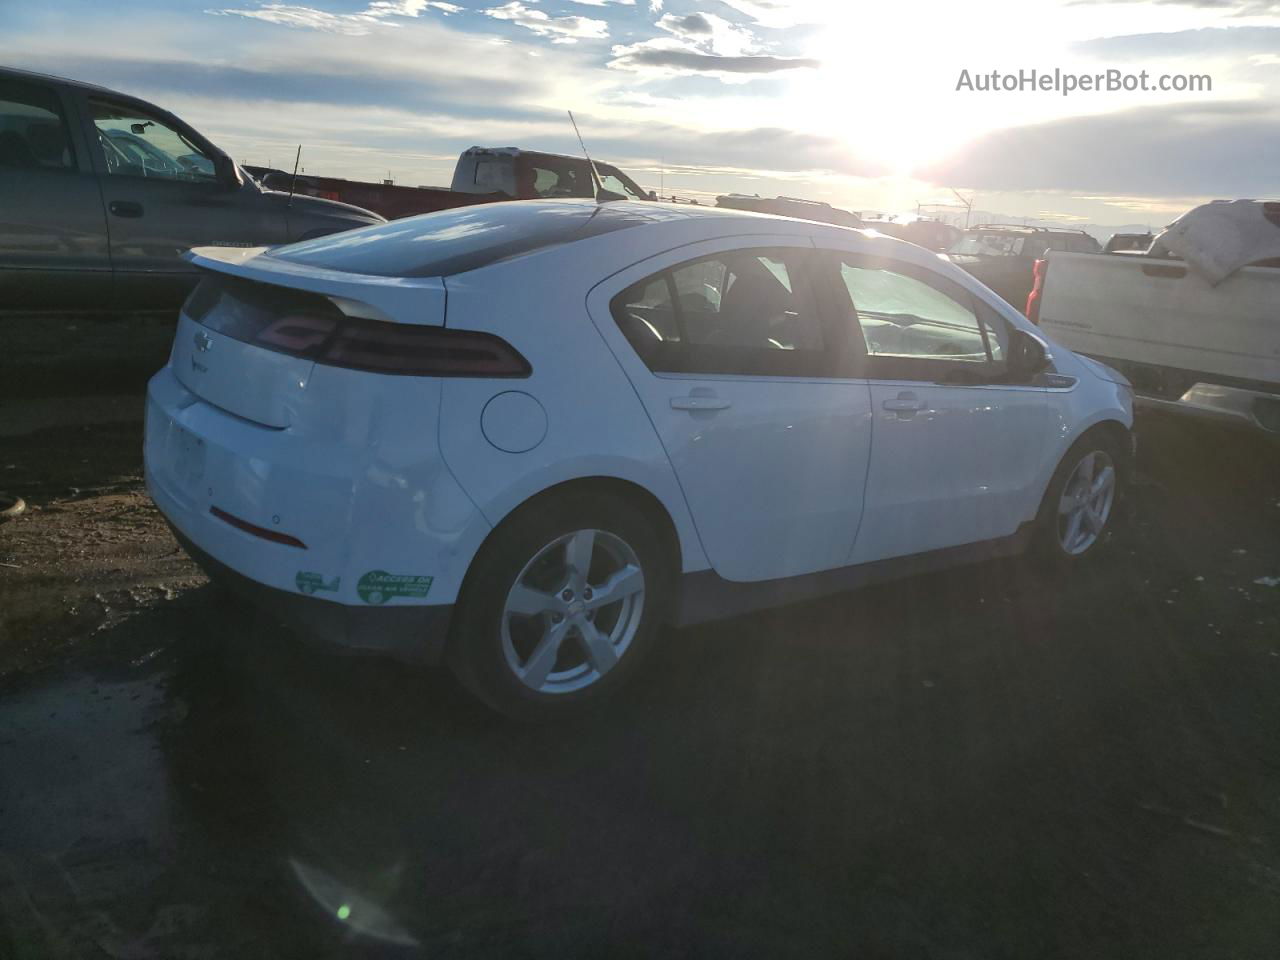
[861,216,962,252]
[715,194,862,228]
[1103,231,1154,254]
[244,146,654,220]
[145,199,1134,719]
[1028,200,1280,436]
[0,66,384,312]
[946,224,1100,312]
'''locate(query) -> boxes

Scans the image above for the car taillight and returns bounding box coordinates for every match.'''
[190,275,531,378]
[1026,257,1048,324]
[324,319,531,377]
[253,313,529,377]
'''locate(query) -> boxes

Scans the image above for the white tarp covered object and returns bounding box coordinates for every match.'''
[1155,199,1280,285]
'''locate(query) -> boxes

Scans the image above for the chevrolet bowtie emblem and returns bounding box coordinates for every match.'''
[193,330,213,352]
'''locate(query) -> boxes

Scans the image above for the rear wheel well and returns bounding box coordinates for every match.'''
[476,477,684,618]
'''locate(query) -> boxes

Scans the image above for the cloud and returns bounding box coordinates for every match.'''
[609,38,820,76]
[208,1,461,36]
[661,13,713,34]
[560,119,886,181]
[1074,24,1280,57]
[10,52,530,113]
[1068,0,1280,14]
[611,8,811,76]
[713,0,826,28]
[919,100,1280,197]
[564,0,635,5]
[482,2,609,43]
[656,11,758,56]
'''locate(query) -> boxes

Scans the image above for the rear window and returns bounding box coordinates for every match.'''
[948,233,1029,257]
[270,201,649,278]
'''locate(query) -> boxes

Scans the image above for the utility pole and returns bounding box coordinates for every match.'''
[950,188,974,229]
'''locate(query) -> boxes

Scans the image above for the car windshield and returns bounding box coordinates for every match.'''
[269,201,649,277]
[948,233,1028,257]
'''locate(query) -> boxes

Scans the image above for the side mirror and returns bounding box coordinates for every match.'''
[1008,327,1050,380]
[213,153,242,190]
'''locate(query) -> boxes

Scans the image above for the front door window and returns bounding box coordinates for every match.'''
[90,100,216,183]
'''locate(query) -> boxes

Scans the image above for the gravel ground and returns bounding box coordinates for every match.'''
[1,396,1278,958]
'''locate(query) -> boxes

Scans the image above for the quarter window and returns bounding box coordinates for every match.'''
[612,249,833,377]
[0,80,75,170]
[90,100,216,183]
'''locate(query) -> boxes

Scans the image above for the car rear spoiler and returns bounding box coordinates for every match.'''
[184,246,447,326]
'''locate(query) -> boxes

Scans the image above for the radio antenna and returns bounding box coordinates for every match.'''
[287,144,301,207]
[568,110,624,203]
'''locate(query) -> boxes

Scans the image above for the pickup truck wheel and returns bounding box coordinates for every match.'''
[447,491,671,722]
[1033,434,1125,565]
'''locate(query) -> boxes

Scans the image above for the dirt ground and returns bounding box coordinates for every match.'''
[2,357,1279,957]
[0,421,204,678]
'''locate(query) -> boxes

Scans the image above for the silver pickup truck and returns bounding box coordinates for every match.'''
[0,66,384,312]
[1028,200,1280,436]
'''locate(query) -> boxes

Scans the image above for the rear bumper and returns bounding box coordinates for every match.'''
[144,361,484,663]
[1136,383,1280,436]
[169,521,453,663]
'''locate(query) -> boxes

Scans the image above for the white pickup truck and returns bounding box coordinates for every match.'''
[1027,200,1280,436]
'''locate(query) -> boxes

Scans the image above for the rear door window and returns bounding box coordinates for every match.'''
[611,248,837,377]
[0,79,75,171]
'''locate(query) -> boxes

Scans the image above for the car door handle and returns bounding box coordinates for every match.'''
[670,395,731,411]
[882,393,925,413]
[109,200,144,218]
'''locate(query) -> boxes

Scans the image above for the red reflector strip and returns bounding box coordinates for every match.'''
[210,506,307,549]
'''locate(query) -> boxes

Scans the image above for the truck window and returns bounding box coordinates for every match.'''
[527,156,592,199]
[0,80,75,170]
[597,165,648,200]
[89,99,216,183]
[472,159,508,193]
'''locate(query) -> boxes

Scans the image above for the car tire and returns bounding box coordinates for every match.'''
[1032,431,1127,566]
[447,490,672,721]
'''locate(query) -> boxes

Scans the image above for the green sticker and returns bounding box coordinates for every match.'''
[296,571,340,595]
[357,570,433,605]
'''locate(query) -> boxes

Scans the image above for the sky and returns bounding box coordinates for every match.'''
[4,0,1279,230]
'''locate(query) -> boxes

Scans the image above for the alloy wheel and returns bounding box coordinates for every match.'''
[501,529,646,694]
[1056,450,1116,556]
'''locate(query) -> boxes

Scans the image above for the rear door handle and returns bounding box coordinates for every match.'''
[109,200,144,218]
[882,392,925,413]
[670,395,731,411]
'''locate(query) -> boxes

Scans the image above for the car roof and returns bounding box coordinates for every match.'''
[0,64,120,97]
[265,198,848,280]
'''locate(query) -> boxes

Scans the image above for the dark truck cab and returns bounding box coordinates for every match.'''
[245,146,654,220]
[0,66,384,312]
[945,224,1100,313]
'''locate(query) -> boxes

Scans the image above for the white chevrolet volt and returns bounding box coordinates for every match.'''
[145,199,1133,718]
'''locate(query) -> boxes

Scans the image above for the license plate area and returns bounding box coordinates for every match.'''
[171,422,207,494]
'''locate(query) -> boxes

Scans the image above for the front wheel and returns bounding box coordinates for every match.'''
[447,492,671,721]
[1033,433,1126,564]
